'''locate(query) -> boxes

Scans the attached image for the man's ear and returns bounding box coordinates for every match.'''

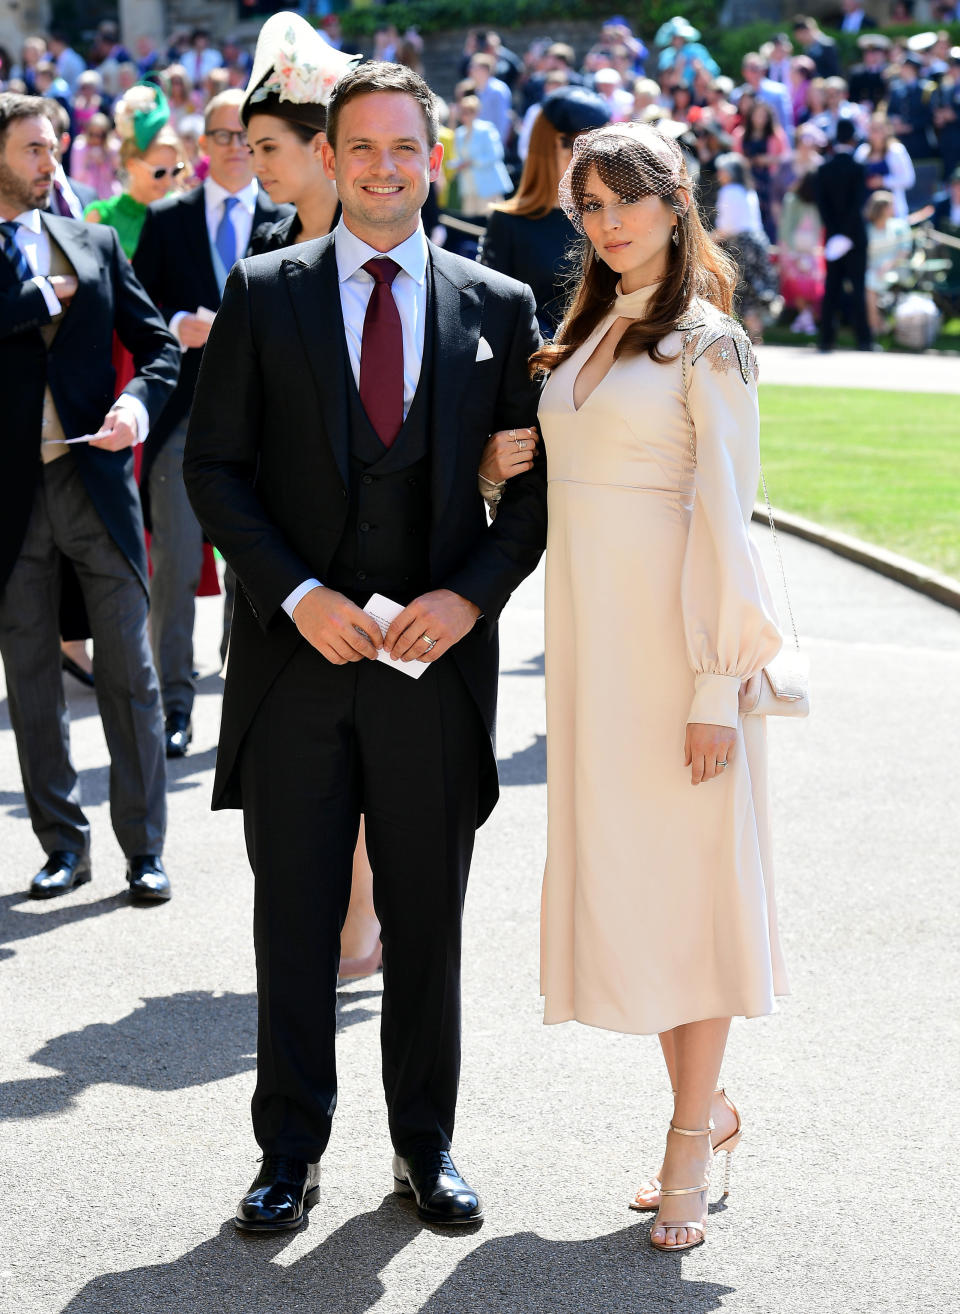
[321,138,337,181]
[428,139,444,183]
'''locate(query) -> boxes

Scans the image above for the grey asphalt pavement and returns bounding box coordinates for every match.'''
[1,528,958,1314]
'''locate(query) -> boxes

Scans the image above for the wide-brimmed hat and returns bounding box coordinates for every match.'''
[906,31,938,53]
[241,11,360,131]
[858,34,891,53]
[655,17,701,48]
[540,85,611,135]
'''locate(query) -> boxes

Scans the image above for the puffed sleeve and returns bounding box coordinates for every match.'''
[681,330,782,728]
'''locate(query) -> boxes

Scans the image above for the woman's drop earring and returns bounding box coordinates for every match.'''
[672,226,680,246]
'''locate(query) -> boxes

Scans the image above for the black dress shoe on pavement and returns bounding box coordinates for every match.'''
[235,1155,321,1233]
[126,855,171,902]
[392,1149,483,1225]
[29,851,91,899]
[164,712,192,758]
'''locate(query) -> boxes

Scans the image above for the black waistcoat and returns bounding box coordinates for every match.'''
[325,280,435,606]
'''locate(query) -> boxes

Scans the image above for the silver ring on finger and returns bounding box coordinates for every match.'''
[421,634,438,652]
[515,435,525,451]
[717,761,728,768]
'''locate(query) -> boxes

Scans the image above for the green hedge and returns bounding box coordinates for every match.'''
[711,23,960,80]
[339,1,716,42]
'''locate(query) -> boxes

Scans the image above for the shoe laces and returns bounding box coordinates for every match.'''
[415,1148,456,1178]
[258,1153,307,1181]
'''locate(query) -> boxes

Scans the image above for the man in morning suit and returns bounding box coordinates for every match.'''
[184,63,547,1232]
[0,93,179,901]
[815,116,872,353]
[133,89,288,759]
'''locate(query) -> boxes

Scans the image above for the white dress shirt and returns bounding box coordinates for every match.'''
[170,177,259,349]
[282,220,429,619]
[5,208,149,443]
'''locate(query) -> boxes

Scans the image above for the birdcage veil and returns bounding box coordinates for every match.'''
[557,122,687,234]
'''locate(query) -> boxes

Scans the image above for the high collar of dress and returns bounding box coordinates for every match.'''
[613,279,663,319]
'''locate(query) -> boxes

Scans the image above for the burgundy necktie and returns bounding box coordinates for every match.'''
[359,257,403,447]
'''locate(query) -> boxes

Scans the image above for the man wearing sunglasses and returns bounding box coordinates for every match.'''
[133,89,289,760]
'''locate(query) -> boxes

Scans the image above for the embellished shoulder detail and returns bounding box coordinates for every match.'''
[676,300,759,386]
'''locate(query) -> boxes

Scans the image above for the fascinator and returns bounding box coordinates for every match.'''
[114,83,171,152]
[241,11,361,131]
[558,121,686,235]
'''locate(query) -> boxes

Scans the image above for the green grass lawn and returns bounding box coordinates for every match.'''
[759,384,960,578]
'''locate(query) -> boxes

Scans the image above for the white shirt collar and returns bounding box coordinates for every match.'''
[203,176,259,217]
[12,209,44,233]
[334,219,428,286]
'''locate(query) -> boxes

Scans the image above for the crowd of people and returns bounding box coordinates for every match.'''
[2,10,959,350]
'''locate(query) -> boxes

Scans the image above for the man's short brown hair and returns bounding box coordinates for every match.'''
[326,62,439,150]
[0,91,49,151]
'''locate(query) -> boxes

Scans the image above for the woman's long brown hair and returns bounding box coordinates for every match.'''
[529,147,738,377]
[496,111,564,220]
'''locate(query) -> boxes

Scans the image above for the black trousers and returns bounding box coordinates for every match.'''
[239,640,482,1161]
[819,244,871,351]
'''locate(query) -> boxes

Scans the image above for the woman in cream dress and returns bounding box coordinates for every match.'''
[532,123,788,1253]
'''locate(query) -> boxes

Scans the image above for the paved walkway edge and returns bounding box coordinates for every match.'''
[753,504,960,611]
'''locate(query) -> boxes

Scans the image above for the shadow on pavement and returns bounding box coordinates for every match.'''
[418,1225,736,1312]
[59,1201,417,1314]
[502,652,544,678]
[0,987,381,1120]
[56,1211,734,1314]
[497,734,546,787]
[0,889,129,963]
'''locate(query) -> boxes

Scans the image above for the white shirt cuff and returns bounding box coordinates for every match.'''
[687,672,742,729]
[115,393,150,446]
[33,275,62,316]
[169,310,190,352]
[282,579,323,618]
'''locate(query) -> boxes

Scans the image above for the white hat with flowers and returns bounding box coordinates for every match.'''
[241,11,361,132]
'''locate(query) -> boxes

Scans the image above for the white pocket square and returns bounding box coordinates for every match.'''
[475,336,493,362]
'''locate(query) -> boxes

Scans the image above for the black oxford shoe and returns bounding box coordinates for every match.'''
[393,1149,483,1225]
[235,1155,321,1233]
[126,855,171,902]
[29,851,91,899]
[164,711,192,758]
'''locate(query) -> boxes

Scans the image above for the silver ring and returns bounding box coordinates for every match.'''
[421,634,438,651]
[717,761,728,768]
[516,438,525,450]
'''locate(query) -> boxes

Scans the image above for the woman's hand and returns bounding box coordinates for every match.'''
[684,722,737,785]
[479,426,539,484]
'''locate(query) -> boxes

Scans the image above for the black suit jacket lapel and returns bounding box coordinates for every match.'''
[428,243,484,527]
[282,235,350,488]
[180,186,220,309]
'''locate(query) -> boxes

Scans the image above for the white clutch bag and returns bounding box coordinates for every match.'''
[738,647,810,718]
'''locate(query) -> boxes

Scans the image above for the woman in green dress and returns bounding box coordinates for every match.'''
[84,83,185,257]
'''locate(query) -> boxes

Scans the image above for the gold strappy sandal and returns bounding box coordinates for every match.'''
[630,1088,741,1212]
[649,1123,712,1254]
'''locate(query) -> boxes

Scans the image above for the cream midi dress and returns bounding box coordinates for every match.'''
[539,287,789,1035]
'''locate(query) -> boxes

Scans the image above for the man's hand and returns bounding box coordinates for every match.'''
[293,586,382,664]
[47,275,78,305]
[383,589,480,663]
[178,314,213,349]
[89,406,139,451]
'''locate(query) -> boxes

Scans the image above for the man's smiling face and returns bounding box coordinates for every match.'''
[322,91,443,248]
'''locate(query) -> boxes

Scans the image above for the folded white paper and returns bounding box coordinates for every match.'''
[363,594,430,679]
[195,305,217,324]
